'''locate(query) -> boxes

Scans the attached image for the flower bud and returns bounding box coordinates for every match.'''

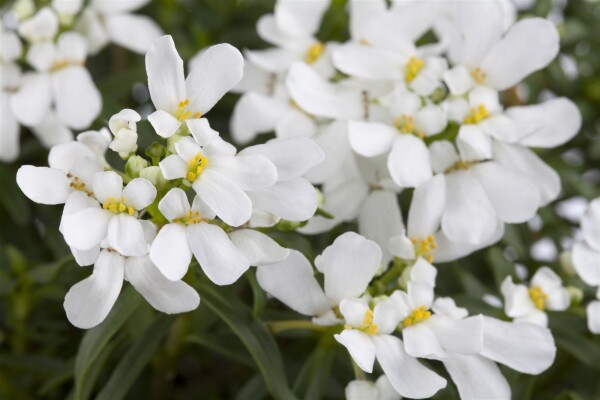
[560,250,576,275]
[125,155,149,179]
[109,128,138,159]
[566,286,583,306]
[12,0,35,20]
[140,166,167,188]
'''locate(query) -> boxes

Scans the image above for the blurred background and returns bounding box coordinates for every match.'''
[1,0,599,398]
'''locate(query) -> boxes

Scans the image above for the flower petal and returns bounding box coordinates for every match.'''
[122,178,156,210]
[107,214,149,257]
[150,223,192,281]
[93,170,123,204]
[403,323,445,359]
[582,198,600,251]
[148,109,181,138]
[209,154,277,190]
[228,229,290,266]
[230,92,288,144]
[17,166,71,205]
[443,354,511,400]
[349,121,396,157]
[587,300,600,334]
[61,207,111,250]
[52,66,102,129]
[334,329,376,373]
[248,178,318,222]
[10,73,51,127]
[146,35,185,114]
[104,13,163,54]
[159,154,188,180]
[407,174,445,239]
[158,188,190,221]
[388,136,432,188]
[572,242,600,286]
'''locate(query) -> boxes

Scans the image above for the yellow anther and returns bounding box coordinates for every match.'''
[175,98,201,121]
[463,104,491,124]
[404,56,424,83]
[174,210,203,225]
[49,59,83,73]
[366,324,378,335]
[363,309,374,326]
[402,306,432,328]
[305,41,324,64]
[394,114,415,133]
[128,206,134,216]
[102,197,135,216]
[471,67,486,84]
[411,235,438,262]
[452,160,472,171]
[186,152,208,183]
[528,286,548,310]
[344,324,352,330]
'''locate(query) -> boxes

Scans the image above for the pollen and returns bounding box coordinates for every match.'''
[186,152,209,183]
[463,104,491,124]
[66,173,93,196]
[411,235,437,262]
[175,99,202,121]
[402,305,432,328]
[173,210,203,225]
[404,56,424,83]
[528,286,548,310]
[102,197,135,216]
[393,114,425,139]
[305,41,324,64]
[356,309,378,335]
[471,67,486,84]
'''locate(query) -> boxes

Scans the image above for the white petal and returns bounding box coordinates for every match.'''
[148,109,181,138]
[274,109,317,139]
[373,335,447,399]
[0,93,19,162]
[410,258,437,287]
[334,329,376,373]
[339,298,371,327]
[31,111,74,148]
[274,0,329,37]
[531,266,563,292]
[48,141,95,172]
[443,354,511,400]
[63,250,124,329]
[185,43,244,115]
[107,214,149,257]
[442,170,498,245]
[480,316,556,374]
[408,281,434,309]
[239,136,325,181]
[122,178,156,210]
[305,120,351,184]
[388,234,416,260]
[482,18,559,90]
[193,169,252,227]
[228,229,289,266]
[10,73,51,127]
[582,199,600,251]
[105,13,163,54]
[125,256,199,313]
[245,48,300,73]
[407,174,445,239]
[472,162,540,223]
[159,154,188,180]
[572,242,600,286]
[248,178,318,222]
[71,246,100,267]
[230,92,288,144]
[443,65,475,96]
[93,171,123,203]
[431,297,469,320]
[61,207,111,250]
[333,43,401,80]
[256,249,329,316]
[209,154,277,190]
[374,298,402,335]
[388,136,432,188]
[415,105,447,136]
[429,140,459,174]
[158,188,190,221]
[150,223,192,281]
[92,0,150,13]
[349,121,396,157]
[433,222,505,263]
[146,35,185,114]
[425,315,483,355]
[501,277,536,318]
[187,223,249,285]
[587,301,600,334]
[403,323,445,359]
[545,287,570,311]
[16,166,70,204]
[186,118,219,146]
[319,232,382,304]
[191,195,216,219]
[52,66,102,129]
[456,125,492,162]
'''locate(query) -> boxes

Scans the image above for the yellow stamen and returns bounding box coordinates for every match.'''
[173,210,203,225]
[305,41,324,64]
[471,67,486,84]
[67,174,93,196]
[185,152,209,183]
[528,287,548,310]
[405,56,424,83]
[102,197,134,216]
[410,235,438,262]
[463,104,491,125]
[393,114,425,138]
[49,59,84,73]
[402,306,432,328]
[175,98,201,121]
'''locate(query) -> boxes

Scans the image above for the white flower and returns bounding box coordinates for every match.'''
[442,8,559,95]
[64,220,199,329]
[257,232,382,325]
[239,137,324,223]
[76,0,163,55]
[345,375,400,400]
[501,267,570,327]
[61,171,157,257]
[145,35,243,139]
[587,289,600,335]
[150,188,253,285]
[10,31,102,130]
[0,28,23,162]
[17,7,58,43]
[108,108,141,158]
[349,89,447,188]
[572,198,600,287]
[158,120,277,227]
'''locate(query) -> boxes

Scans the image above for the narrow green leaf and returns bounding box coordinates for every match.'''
[552,323,600,371]
[246,269,266,319]
[486,247,516,287]
[95,315,174,400]
[74,287,144,400]
[235,373,268,400]
[186,332,254,367]
[198,283,298,400]
[293,335,336,400]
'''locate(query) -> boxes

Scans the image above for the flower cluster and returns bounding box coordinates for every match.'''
[0,0,162,162]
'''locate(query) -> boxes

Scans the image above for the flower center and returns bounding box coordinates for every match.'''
[471,67,486,84]
[175,99,202,121]
[49,59,84,72]
[393,114,425,139]
[463,104,491,125]
[186,152,209,183]
[402,305,431,328]
[102,197,135,216]
[410,235,437,263]
[404,56,424,83]
[528,286,548,310]
[66,173,93,196]
[305,41,324,64]
[173,210,203,225]
[344,309,378,335]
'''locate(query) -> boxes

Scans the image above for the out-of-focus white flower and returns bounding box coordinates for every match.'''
[345,375,400,400]
[64,220,199,329]
[76,0,162,55]
[0,27,23,162]
[501,267,570,326]
[257,232,382,325]
[108,109,141,158]
[572,198,600,287]
[17,7,58,43]
[587,289,600,334]
[60,171,157,257]
[145,35,243,138]
[158,120,277,227]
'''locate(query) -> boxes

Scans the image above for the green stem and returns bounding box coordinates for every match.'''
[351,359,366,380]
[266,320,327,334]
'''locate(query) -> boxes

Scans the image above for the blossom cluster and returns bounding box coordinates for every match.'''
[6,0,599,399]
[0,0,162,162]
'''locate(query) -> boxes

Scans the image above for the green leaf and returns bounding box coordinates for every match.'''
[486,247,516,287]
[186,332,254,367]
[246,270,267,319]
[235,374,268,400]
[293,335,336,400]
[552,322,600,371]
[95,315,174,400]
[0,168,32,226]
[73,287,144,400]
[198,282,298,400]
